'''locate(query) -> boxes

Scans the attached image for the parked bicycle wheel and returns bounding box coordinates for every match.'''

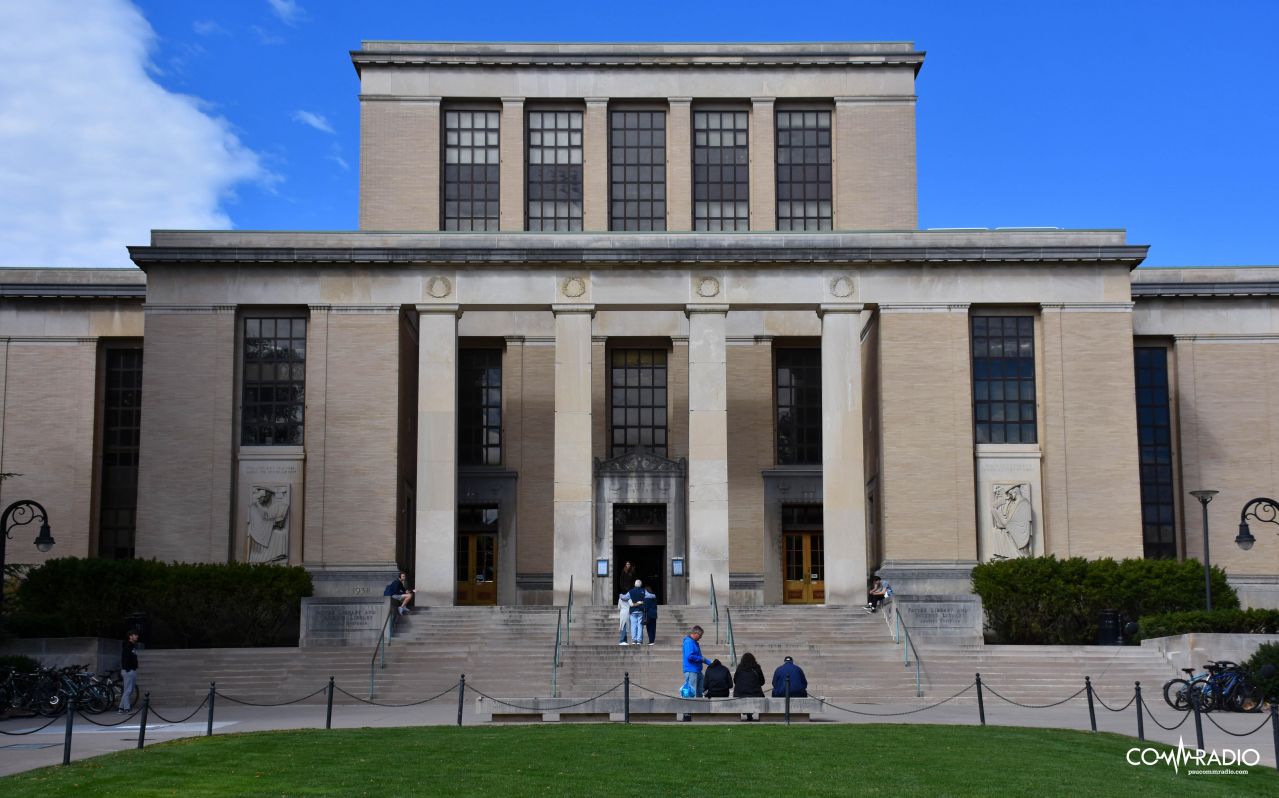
[1190,680,1215,713]
[1163,678,1191,710]
[1231,679,1264,713]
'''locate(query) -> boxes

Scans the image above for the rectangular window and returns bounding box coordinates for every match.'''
[1135,347,1176,559]
[442,109,500,231]
[458,348,502,466]
[776,348,822,465]
[98,346,142,559]
[242,317,306,446]
[610,110,666,231]
[526,110,583,231]
[971,316,1037,444]
[693,110,750,231]
[609,348,667,458]
[775,109,832,231]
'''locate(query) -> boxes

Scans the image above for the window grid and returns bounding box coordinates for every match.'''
[775,110,832,231]
[609,110,666,231]
[442,109,500,231]
[99,346,142,559]
[971,316,1037,444]
[609,349,668,458]
[526,110,583,231]
[693,110,750,231]
[1135,347,1176,559]
[459,348,502,466]
[776,348,822,465]
[242,317,306,446]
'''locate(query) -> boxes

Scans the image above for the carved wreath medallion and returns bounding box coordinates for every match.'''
[561,276,587,298]
[425,276,453,299]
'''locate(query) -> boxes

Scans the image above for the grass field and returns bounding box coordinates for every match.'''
[2,724,1275,797]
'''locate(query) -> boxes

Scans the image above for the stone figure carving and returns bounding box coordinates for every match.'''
[247,485,290,563]
[990,483,1033,560]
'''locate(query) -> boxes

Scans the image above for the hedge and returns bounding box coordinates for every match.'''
[1244,642,1279,702]
[971,556,1237,645]
[1136,608,1279,639]
[4,558,312,648]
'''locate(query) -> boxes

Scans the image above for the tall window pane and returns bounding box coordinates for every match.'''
[776,348,821,465]
[775,110,832,231]
[1135,347,1176,559]
[971,316,1037,444]
[459,348,502,466]
[693,110,749,231]
[442,109,500,231]
[242,317,306,446]
[610,110,666,231]
[99,346,142,559]
[526,110,583,231]
[609,349,667,458]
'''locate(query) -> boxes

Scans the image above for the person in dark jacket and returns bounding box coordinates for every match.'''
[704,659,733,697]
[733,652,766,697]
[643,587,658,645]
[384,571,415,615]
[118,629,140,713]
[626,581,647,644]
[771,655,809,697]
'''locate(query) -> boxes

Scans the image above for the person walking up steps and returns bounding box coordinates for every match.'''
[626,580,647,644]
[643,586,658,645]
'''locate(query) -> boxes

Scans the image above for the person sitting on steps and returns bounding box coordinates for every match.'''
[864,576,888,613]
[384,571,415,615]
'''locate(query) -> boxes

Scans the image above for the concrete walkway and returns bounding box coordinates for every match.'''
[2,690,1275,777]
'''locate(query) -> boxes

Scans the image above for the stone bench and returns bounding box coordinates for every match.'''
[475,695,825,722]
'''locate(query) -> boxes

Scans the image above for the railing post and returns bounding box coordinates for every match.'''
[975,673,986,726]
[1085,676,1097,733]
[624,672,631,724]
[206,682,216,737]
[136,693,150,749]
[1134,682,1144,742]
[1192,686,1205,751]
[61,696,75,766]
[1269,702,1279,773]
[326,676,335,730]
[457,674,466,727]
[784,675,792,726]
[566,575,573,647]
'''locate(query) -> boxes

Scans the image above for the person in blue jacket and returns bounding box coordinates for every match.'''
[682,625,710,698]
[384,571,415,615]
[771,655,809,697]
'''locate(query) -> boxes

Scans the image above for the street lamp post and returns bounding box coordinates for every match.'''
[1189,490,1219,611]
[0,499,56,615]
[1235,496,1279,551]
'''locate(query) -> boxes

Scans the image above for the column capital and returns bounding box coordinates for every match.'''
[685,303,729,316]
[552,304,596,316]
[750,96,776,105]
[817,303,866,316]
[668,97,693,105]
[585,97,609,106]
[500,96,525,105]
[415,303,462,317]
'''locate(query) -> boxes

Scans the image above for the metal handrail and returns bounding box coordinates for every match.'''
[724,606,738,669]
[565,574,574,647]
[368,600,398,699]
[889,598,924,697]
[709,573,721,644]
[551,608,563,698]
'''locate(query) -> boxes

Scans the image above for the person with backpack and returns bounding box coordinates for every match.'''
[625,580,647,645]
[643,586,658,645]
[704,659,733,697]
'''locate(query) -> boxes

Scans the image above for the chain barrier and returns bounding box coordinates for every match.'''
[822,683,977,717]
[148,694,210,724]
[982,682,1086,710]
[333,682,457,708]
[0,713,64,736]
[1092,691,1136,713]
[214,685,327,707]
[468,682,624,711]
[73,707,142,727]
[1137,695,1194,732]
[1201,709,1274,738]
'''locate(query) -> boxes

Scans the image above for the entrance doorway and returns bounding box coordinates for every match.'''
[613,503,665,602]
[456,505,498,605]
[782,505,824,604]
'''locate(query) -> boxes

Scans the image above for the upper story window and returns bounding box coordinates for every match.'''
[242,317,306,446]
[693,110,750,231]
[99,345,143,560]
[610,348,667,458]
[610,110,666,231]
[1135,347,1176,559]
[442,109,500,231]
[458,347,502,466]
[971,315,1037,444]
[527,110,583,231]
[775,110,832,231]
[776,347,822,465]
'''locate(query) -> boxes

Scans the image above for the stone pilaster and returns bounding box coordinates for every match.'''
[749,98,776,231]
[302,305,329,564]
[415,305,459,605]
[666,98,693,231]
[821,305,868,604]
[553,306,594,605]
[687,306,729,604]
[500,98,525,231]
[583,98,609,231]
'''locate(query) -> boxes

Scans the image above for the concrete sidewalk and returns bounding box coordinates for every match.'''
[2,692,1275,777]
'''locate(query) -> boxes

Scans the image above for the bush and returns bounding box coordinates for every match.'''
[1136,608,1279,639]
[6,558,312,648]
[1244,642,1279,702]
[971,556,1237,644]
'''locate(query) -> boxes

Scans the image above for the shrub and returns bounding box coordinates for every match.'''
[971,556,1237,645]
[1244,642,1279,702]
[7,558,312,648]
[1136,608,1279,639]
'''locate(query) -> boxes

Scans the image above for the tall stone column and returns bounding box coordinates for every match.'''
[666,98,692,231]
[583,98,610,231]
[821,305,868,604]
[500,98,525,231]
[749,97,776,231]
[415,305,459,605]
[553,306,594,605]
[687,306,729,604]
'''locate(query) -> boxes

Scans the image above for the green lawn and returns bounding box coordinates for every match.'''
[3,724,1275,797]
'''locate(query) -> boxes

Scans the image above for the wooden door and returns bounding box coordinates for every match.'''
[455,533,497,605]
[782,531,825,604]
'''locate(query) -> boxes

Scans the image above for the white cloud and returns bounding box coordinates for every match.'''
[192,19,226,36]
[0,1,267,268]
[293,110,335,135]
[267,0,304,25]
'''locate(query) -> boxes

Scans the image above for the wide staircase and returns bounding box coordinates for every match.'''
[136,603,1178,708]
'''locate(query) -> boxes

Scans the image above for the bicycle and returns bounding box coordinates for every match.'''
[1163,661,1263,713]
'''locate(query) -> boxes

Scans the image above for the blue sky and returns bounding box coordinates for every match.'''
[2,1,1276,267]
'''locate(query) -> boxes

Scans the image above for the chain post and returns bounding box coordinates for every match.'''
[1192,687,1205,751]
[1085,676,1097,732]
[137,693,151,749]
[206,682,216,737]
[326,676,335,729]
[1134,682,1144,742]
[457,674,466,727]
[624,672,631,724]
[975,673,986,726]
[61,697,75,766]
[1269,702,1279,773]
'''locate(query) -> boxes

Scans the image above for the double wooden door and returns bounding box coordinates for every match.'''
[456,532,497,605]
[782,531,825,604]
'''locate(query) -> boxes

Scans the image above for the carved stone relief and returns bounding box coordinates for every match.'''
[695,276,721,298]
[247,485,291,564]
[425,276,453,298]
[989,482,1033,560]
[830,275,855,299]
[561,276,587,298]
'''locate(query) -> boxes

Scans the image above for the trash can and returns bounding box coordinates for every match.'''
[1096,609,1121,646]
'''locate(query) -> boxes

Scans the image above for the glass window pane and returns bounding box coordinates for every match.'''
[442,107,501,231]
[693,108,750,231]
[969,315,1036,446]
[242,317,306,447]
[608,348,668,458]
[775,110,831,230]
